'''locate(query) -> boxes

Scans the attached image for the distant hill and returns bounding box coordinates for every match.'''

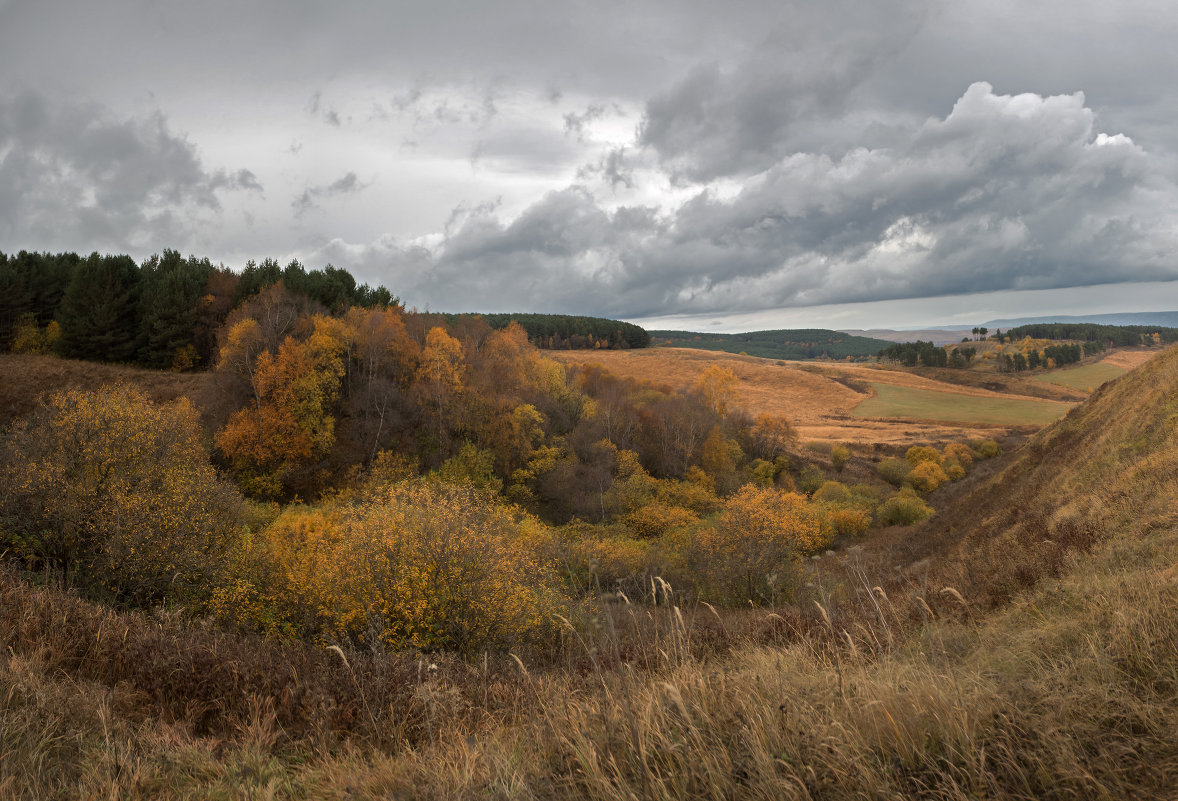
[840,328,973,346]
[983,311,1178,329]
[648,328,893,360]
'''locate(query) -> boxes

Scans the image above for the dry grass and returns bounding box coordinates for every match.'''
[0,354,209,428]
[551,348,1071,444]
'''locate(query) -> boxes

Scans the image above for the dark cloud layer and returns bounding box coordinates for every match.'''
[293,172,366,215]
[322,84,1177,317]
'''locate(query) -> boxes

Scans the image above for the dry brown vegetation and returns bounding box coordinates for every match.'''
[550,347,1077,444]
[3,345,1177,799]
[0,353,209,428]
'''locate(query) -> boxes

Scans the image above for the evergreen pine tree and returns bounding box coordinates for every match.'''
[56,253,142,362]
[138,249,214,368]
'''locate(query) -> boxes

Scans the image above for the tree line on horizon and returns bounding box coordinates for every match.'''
[0,249,650,367]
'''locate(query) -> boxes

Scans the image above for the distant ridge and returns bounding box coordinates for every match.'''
[982,311,1178,329]
[649,328,892,360]
[840,328,972,346]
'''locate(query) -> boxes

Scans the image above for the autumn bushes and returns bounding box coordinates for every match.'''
[0,385,242,605]
[212,481,560,655]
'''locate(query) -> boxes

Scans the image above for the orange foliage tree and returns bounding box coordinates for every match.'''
[215,315,349,496]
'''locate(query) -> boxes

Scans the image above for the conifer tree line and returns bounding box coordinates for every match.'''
[1004,322,1178,347]
[0,249,398,368]
[878,341,977,368]
[443,312,650,350]
[0,249,649,367]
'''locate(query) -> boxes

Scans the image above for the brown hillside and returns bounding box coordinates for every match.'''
[890,343,1178,578]
[0,354,210,427]
[550,347,1072,445]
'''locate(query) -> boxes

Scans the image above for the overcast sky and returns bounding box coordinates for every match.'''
[3,0,1178,330]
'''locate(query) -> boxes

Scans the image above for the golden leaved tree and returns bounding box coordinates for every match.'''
[215,315,350,496]
[693,484,825,604]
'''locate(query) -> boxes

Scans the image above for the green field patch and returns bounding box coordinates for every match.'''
[854,382,1075,425]
[1036,361,1126,392]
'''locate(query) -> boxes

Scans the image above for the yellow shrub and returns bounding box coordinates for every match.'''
[944,461,966,481]
[692,485,824,605]
[623,501,699,539]
[812,480,851,504]
[909,460,949,492]
[974,439,1002,459]
[877,488,934,526]
[215,482,560,654]
[905,445,943,466]
[824,505,872,538]
[830,444,851,472]
[944,442,974,468]
[0,385,242,604]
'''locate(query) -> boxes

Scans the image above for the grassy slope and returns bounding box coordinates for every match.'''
[3,347,1178,798]
[1037,360,1127,391]
[0,353,210,428]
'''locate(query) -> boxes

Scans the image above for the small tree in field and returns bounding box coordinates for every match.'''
[830,443,851,472]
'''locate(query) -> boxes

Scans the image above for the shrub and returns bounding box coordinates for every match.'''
[944,461,966,481]
[747,458,776,487]
[830,444,851,472]
[692,485,825,605]
[812,480,851,504]
[796,464,827,496]
[877,457,912,487]
[905,445,942,466]
[909,460,949,492]
[623,501,699,539]
[654,478,722,516]
[877,488,934,526]
[975,439,1002,459]
[0,385,243,605]
[944,442,974,468]
[212,481,560,654]
[824,506,872,538]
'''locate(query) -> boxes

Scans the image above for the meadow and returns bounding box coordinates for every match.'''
[1036,359,1127,391]
[550,347,1076,444]
[2,281,1176,800]
[853,381,1075,425]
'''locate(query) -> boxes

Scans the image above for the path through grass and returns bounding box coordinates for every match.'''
[854,381,1074,424]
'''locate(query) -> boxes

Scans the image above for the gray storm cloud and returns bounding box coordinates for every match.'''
[323,83,1177,317]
